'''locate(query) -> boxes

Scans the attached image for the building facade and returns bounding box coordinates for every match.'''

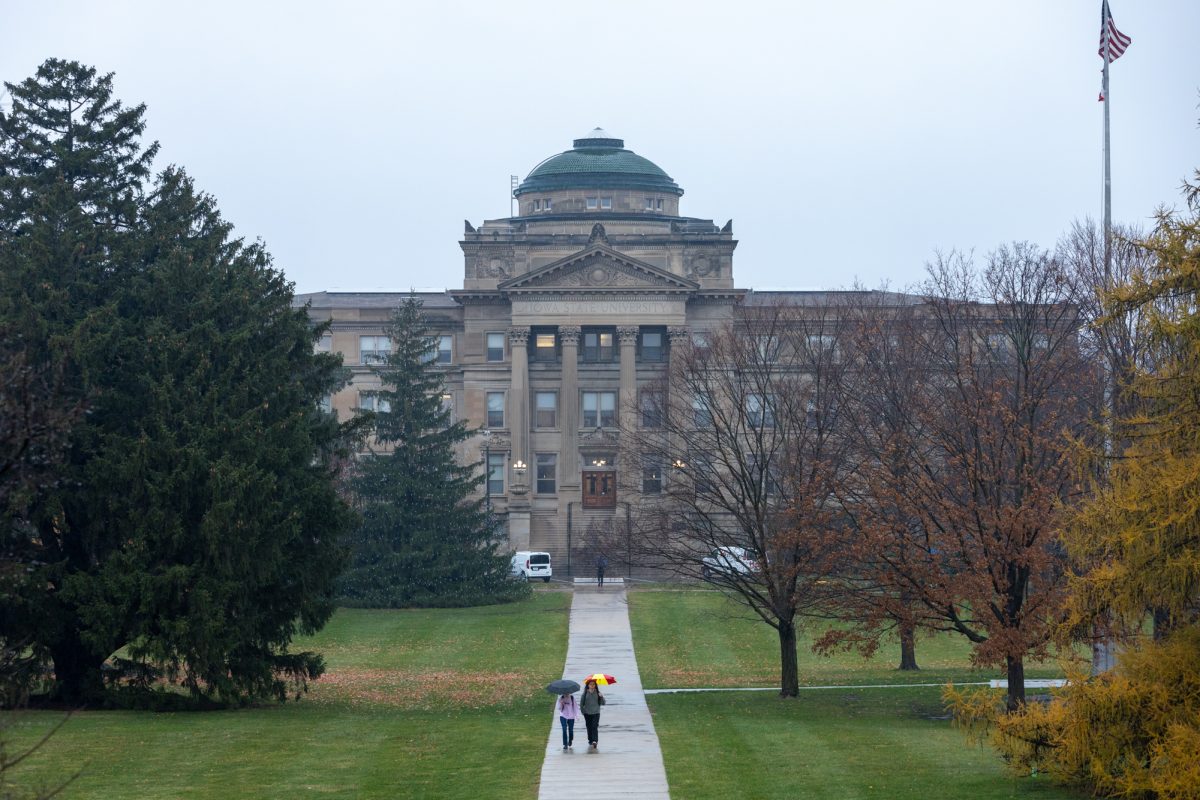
[299,129,879,572]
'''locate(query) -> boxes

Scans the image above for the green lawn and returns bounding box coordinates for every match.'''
[650,690,1076,800]
[6,587,1082,799]
[629,588,1081,800]
[5,592,570,799]
[628,587,1068,689]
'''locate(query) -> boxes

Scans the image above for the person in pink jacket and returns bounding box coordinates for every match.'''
[556,692,580,751]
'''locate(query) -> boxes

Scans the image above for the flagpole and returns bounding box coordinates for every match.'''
[1093,0,1118,677]
[1102,6,1112,287]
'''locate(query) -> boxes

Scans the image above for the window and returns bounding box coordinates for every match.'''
[750,453,781,496]
[360,335,390,365]
[754,334,780,362]
[986,333,1011,360]
[316,333,332,352]
[318,394,332,414]
[486,332,505,362]
[689,451,715,496]
[806,334,838,361]
[692,331,711,353]
[359,392,390,414]
[535,392,557,428]
[641,390,663,428]
[534,199,541,211]
[1032,332,1050,351]
[536,453,557,494]
[645,197,655,210]
[640,330,664,362]
[600,197,611,210]
[543,197,552,211]
[436,334,453,364]
[487,453,505,495]
[641,457,662,494]
[656,199,663,211]
[533,331,557,362]
[582,391,616,428]
[486,391,505,428]
[693,393,713,428]
[586,197,598,209]
[747,394,775,428]
[439,393,454,424]
[582,329,615,362]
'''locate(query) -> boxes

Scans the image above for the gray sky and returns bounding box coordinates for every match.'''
[4,0,1198,294]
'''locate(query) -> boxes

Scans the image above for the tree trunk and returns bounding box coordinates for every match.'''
[898,620,920,671]
[50,629,105,707]
[1004,654,1025,713]
[778,619,799,698]
[1152,607,1173,641]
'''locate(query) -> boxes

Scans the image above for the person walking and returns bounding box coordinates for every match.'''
[581,678,606,749]
[556,692,579,751]
[595,553,608,587]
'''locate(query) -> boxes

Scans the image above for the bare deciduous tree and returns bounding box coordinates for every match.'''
[832,246,1099,711]
[621,299,855,697]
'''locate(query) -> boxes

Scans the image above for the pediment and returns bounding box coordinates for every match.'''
[497,245,698,294]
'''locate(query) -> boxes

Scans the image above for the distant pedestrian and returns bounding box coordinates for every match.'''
[596,554,608,587]
[556,692,579,751]
[581,677,606,749]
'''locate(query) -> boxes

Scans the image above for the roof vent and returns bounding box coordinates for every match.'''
[574,127,624,149]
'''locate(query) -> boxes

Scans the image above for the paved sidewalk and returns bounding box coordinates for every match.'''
[537,586,670,799]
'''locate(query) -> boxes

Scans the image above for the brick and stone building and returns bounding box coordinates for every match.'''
[297,128,906,573]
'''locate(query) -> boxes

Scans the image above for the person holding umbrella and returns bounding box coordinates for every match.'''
[545,679,581,752]
[580,675,612,750]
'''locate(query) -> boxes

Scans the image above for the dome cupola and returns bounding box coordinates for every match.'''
[514,128,683,199]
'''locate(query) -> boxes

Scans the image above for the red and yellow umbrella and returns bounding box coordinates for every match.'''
[582,673,617,686]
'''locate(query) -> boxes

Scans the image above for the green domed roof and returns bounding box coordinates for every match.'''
[514,128,683,197]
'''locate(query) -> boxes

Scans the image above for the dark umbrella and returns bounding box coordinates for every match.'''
[545,678,581,695]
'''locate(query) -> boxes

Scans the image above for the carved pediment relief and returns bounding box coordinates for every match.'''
[498,245,698,294]
[578,427,620,448]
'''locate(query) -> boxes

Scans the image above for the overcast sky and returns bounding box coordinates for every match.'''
[4,1,1198,294]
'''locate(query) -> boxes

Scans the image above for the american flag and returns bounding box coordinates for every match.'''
[1098,1,1132,62]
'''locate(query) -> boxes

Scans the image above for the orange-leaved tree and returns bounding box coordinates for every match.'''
[833,246,1098,712]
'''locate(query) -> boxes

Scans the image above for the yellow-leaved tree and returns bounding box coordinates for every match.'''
[950,166,1200,798]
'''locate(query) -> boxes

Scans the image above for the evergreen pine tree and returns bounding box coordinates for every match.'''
[1,61,358,704]
[338,297,526,607]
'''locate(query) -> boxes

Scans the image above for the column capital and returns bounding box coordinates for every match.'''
[508,326,531,346]
[667,326,690,344]
[617,326,640,345]
[559,325,582,346]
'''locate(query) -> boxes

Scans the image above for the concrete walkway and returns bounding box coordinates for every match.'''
[537,586,671,799]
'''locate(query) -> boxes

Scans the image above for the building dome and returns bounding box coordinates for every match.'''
[514,128,683,198]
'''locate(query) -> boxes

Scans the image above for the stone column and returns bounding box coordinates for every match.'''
[508,326,531,477]
[617,326,640,435]
[559,325,581,488]
[507,326,531,552]
[666,326,690,463]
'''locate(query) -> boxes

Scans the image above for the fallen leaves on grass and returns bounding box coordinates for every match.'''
[652,667,775,688]
[309,668,530,710]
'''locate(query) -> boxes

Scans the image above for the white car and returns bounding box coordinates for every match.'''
[511,551,552,582]
[700,546,759,580]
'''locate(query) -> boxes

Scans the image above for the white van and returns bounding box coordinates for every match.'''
[511,551,552,582]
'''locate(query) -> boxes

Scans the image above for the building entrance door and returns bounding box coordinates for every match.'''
[581,470,616,508]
